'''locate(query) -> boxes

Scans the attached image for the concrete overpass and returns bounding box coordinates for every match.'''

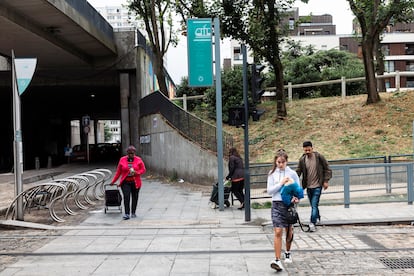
[0,0,142,171]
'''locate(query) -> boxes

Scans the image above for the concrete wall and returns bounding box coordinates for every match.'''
[139,114,228,185]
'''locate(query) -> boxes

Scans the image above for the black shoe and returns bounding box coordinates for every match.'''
[238,203,244,210]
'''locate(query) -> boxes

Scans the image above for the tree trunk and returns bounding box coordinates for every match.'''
[362,39,381,104]
[151,51,168,97]
[273,58,286,120]
[374,36,386,93]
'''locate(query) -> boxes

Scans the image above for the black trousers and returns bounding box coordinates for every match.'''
[231,180,245,204]
[121,181,140,215]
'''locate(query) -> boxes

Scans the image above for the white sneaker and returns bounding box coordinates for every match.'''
[309,223,316,232]
[270,259,283,271]
[284,252,292,263]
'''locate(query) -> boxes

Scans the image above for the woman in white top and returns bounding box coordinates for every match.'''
[267,149,301,272]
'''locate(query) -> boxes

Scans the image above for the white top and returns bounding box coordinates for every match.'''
[267,166,300,202]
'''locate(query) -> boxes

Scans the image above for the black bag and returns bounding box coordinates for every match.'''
[286,205,299,224]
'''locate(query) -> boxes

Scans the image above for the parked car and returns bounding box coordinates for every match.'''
[70,143,120,162]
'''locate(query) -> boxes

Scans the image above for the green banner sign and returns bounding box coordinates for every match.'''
[187,18,213,87]
[15,58,37,95]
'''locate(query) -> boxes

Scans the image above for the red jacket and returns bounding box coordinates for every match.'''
[111,155,146,188]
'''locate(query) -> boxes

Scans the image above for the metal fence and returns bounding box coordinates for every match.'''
[140,91,234,155]
[267,71,414,101]
[249,156,414,207]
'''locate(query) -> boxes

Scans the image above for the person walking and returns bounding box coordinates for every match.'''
[296,141,332,232]
[111,145,146,220]
[226,147,245,210]
[267,149,302,272]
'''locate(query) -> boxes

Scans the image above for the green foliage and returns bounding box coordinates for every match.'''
[204,66,249,121]
[175,77,208,111]
[282,47,365,98]
[169,169,178,182]
[249,135,265,145]
[205,0,308,118]
[104,124,112,142]
[251,201,272,209]
[347,0,414,104]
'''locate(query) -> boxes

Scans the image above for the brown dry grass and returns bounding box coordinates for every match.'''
[223,90,414,163]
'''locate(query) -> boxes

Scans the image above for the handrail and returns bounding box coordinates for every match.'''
[140,91,234,155]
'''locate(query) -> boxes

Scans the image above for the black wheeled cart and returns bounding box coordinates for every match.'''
[209,183,231,208]
[104,184,122,213]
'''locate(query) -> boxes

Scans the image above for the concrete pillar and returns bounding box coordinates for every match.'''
[129,72,140,149]
[35,157,40,170]
[120,72,130,153]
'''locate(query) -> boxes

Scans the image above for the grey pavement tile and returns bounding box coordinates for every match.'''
[170,258,209,274]
[239,234,271,250]
[178,236,211,251]
[132,255,174,276]
[92,255,139,275]
[146,236,183,251]
[83,236,124,252]
[182,228,212,236]
[115,237,152,251]
[35,236,95,253]
[210,235,242,251]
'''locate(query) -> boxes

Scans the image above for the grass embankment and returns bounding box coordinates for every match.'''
[222,91,414,163]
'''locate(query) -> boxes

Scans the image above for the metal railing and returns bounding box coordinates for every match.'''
[267,71,414,101]
[140,91,234,155]
[249,158,414,207]
[5,169,112,223]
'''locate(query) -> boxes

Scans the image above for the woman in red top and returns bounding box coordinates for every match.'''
[111,145,146,220]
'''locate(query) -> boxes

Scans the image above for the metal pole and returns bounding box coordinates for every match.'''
[242,44,251,221]
[12,50,24,221]
[213,18,224,211]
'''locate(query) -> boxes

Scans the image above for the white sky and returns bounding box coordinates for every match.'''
[87,0,354,84]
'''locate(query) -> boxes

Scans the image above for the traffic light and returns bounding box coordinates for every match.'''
[250,108,265,121]
[228,107,245,127]
[251,64,265,103]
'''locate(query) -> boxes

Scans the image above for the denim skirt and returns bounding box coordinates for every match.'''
[271,201,289,228]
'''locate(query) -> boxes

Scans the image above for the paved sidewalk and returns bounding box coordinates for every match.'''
[1,165,414,275]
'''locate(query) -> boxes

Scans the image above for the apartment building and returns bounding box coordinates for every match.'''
[93,5,135,29]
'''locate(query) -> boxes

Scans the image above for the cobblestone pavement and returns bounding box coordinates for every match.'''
[1,166,414,275]
[269,225,414,275]
[1,222,414,275]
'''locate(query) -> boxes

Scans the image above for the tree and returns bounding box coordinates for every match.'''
[128,0,178,96]
[104,124,113,142]
[347,0,414,104]
[213,0,306,120]
[175,77,208,111]
[204,66,246,121]
[282,47,365,98]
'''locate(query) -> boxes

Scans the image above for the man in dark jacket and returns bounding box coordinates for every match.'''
[296,141,332,232]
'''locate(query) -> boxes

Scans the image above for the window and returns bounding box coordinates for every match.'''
[382,45,390,56]
[384,61,394,72]
[405,44,414,55]
[385,80,391,89]
[406,61,414,71]
[289,18,295,30]
[233,46,241,60]
[407,77,414,88]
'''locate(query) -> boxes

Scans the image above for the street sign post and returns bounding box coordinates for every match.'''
[187,18,213,87]
[12,50,37,221]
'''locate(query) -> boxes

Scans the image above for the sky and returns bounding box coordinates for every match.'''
[87,0,354,84]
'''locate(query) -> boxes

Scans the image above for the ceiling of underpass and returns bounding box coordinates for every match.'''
[0,0,126,171]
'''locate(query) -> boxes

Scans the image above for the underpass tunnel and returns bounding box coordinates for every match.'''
[1,84,121,172]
